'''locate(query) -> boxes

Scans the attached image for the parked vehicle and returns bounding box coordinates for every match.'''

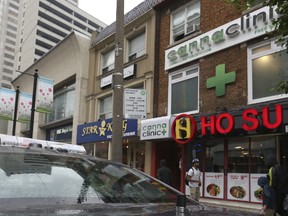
[0,135,258,215]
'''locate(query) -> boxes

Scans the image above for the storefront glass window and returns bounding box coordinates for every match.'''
[124,141,145,172]
[83,142,108,159]
[228,138,249,173]
[205,139,224,172]
[250,136,276,173]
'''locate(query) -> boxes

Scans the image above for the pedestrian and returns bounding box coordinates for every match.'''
[187,158,201,201]
[267,156,288,216]
[157,159,173,186]
[258,176,276,216]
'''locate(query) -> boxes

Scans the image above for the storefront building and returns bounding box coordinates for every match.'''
[84,1,160,173]
[150,0,288,204]
[11,31,91,144]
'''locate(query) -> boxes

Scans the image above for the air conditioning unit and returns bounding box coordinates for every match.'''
[189,23,200,33]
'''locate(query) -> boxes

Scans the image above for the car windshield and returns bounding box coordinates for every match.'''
[0,147,179,205]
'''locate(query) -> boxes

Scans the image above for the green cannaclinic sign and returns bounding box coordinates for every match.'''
[206,64,236,97]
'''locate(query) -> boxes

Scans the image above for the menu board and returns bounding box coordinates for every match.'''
[251,174,264,203]
[227,173,249,201]
[204,172,224,199]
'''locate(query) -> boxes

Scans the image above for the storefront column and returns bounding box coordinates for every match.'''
[180,145,186,193]
[145,141,152,175]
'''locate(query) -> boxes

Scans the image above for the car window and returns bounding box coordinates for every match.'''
[0,149,178,205]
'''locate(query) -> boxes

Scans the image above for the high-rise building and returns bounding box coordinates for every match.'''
[0,0,106,135]
[0,0,107,90]
[0,0,23,89]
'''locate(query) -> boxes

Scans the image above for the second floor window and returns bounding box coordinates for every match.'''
[168,66,199,115]
[101,50,115,74]
[98,96,112,120]
[171,0,200,42]
[248,39,288,104]
[46,83,75,123]
[128,32,146,61]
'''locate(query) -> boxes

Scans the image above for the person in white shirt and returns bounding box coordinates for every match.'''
[187,158,201,201]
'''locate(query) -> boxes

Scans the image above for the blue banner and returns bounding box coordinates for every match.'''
[77,118,138,144]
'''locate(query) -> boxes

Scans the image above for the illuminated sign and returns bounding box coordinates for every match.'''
[171,104,283,144]
[171,114,197,145]
[140,116,171,140]
[206,64,236,97]
[77,118,138,144]
[165,6,279,70]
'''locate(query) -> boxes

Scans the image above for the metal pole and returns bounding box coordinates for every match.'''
[12,86,20,136]
[29,70,38,138]
[111,0,124,162]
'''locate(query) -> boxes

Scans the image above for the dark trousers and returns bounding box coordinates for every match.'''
[276,192,288,216]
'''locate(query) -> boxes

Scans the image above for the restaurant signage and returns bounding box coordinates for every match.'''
[171,104,283,144]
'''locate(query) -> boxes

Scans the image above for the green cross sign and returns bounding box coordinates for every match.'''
[206,64,236,97]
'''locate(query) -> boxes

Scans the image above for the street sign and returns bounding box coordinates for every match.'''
[124,88,146,119]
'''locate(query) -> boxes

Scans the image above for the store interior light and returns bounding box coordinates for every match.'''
[235,146,242,149]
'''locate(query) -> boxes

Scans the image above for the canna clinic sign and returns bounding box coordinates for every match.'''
[171,104,283,144]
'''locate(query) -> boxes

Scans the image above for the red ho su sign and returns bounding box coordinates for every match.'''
[172,104,283,144]
[201,104,283,135]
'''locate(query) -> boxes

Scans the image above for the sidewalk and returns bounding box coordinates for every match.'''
[200,197,262,214]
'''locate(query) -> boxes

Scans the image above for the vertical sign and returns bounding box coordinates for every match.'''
[35,76,54,113]
[17,92,32,123]
[124,88,146,119]
[0,88,16,120]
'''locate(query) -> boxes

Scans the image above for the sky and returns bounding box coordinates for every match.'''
[78,0,145,25]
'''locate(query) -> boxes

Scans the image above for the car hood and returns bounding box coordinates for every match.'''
[0,202,258,216]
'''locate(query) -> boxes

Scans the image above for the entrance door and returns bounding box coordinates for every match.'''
[155,141,180,190]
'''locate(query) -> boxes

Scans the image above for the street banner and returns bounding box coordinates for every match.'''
[35,76,54,113]
[0,88,16,121]
[17,92,32,123]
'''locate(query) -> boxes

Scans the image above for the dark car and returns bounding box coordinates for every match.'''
[0,143,258,216]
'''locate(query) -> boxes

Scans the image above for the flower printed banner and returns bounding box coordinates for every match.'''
[35,76,54,113]
[0,88,16,121]
[17,92,32,123]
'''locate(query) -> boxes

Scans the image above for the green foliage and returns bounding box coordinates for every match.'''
[276,80,288,94]
[225,0,288,50]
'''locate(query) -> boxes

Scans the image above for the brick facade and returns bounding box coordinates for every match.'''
[154,0,266,117]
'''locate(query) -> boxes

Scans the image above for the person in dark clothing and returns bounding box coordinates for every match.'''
[157,159,173,186]
[267,156,288,216]
[258,176,276,216]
